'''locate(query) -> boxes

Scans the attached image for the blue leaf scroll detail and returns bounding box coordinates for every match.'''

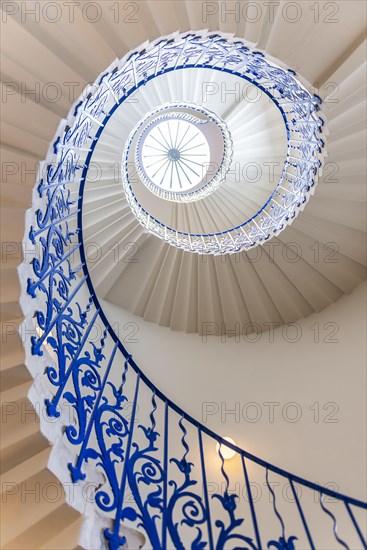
[24,30,367,550]
[212,443,257,550]
[81,356,132,510]
[167,416,208,550]
[268,536,298,550]
[119,390,164,549]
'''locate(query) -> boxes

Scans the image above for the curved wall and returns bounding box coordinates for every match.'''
[101,280,366,500]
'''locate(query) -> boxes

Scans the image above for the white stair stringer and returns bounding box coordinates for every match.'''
[13,112,148,548]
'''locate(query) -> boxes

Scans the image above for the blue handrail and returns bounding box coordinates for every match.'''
[25,32,366,550]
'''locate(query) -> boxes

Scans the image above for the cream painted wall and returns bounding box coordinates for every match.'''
[101,280,366,503]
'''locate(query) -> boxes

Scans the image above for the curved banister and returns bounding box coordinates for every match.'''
[21,31,366,550]
[82,295,366,510]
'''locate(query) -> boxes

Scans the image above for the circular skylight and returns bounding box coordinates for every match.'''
[120,36,326,255]
[126,103,233,203]
[140,118,211,193]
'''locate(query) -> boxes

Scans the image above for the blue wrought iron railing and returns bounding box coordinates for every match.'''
[21,32,366,549]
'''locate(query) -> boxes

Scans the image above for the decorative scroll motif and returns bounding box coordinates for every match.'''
[68,344,124,486]
[117,390,165,549]
[23,30,367,550]
[213,443,257,549]
[82,354,132,520]
[166,417,208,549]
[44,298,96,415]
[265,469,298,550]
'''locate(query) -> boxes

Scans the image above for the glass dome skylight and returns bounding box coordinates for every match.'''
[140,118,211,194]
[127,103,233,204]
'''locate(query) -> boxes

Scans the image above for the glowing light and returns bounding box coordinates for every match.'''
[216,437,237,460]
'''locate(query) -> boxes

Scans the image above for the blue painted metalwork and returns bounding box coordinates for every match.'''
[289,479,315,550]
[214,444,257,549]
[24,32,366,550]
[266,469,297,550]
[319,494,350,550]
[118,39,325,254]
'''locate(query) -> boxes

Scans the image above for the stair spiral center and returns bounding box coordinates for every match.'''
[125,103,233,203]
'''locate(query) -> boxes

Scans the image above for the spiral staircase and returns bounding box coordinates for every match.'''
[1,1,367,549]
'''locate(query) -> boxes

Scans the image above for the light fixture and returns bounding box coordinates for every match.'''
[216,437,237,460]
